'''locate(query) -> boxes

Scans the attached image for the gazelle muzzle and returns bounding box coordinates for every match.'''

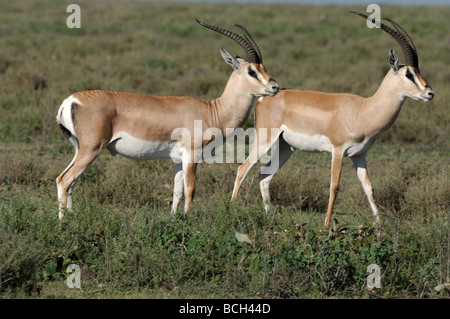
[265,78,280,96]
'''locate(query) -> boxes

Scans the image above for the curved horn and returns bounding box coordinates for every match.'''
[232,24,263,64]
[350,11,419,71]
[196,19,262,64]
[381,17,417,54]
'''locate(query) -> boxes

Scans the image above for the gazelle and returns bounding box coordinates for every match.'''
[231,11,434,227]
[56,20,279,220]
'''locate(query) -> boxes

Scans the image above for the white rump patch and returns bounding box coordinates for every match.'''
[57,95,81,137]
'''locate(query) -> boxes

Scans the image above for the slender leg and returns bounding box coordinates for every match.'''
[231,128,281,200]
[182,161,197,213]
[259,136,295,212]
[231,149,260,200]
[181,148,199,213]
[171,163,184,215]
[57,150,78,218]
[56,145,103,220]
[350,153,380,224]
[324,148,343,228]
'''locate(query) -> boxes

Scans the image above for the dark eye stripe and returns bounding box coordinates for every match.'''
[406,69,415,83]
[248,68,258,79]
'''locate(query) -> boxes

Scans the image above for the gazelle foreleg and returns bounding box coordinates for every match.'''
[181,149,199,213]
[350,153,380,224]
[231,148,260,201]
[231,129,281,201]
[259,136,295,212]
[171,162,184,216]
[324,148,344,228]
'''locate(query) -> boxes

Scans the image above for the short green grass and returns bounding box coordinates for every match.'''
[0,0,449,298]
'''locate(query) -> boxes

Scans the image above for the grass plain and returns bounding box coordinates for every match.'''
[0,0,449,298]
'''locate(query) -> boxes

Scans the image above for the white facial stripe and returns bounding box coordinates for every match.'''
[409,66,425,91]
[250,66,267,85]
[260,72,268,85]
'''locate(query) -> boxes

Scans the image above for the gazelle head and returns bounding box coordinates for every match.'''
[351,11,435,102]
[196,19,280,97]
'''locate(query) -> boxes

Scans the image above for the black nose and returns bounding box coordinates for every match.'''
[427,91,435,99]
[269,78,279,91]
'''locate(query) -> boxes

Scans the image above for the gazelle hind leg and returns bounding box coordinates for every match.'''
[259,136,295,212]
[56,146,103,220]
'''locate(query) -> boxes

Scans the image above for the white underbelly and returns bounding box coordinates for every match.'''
[281,125,333,153]
[107,132,182,161]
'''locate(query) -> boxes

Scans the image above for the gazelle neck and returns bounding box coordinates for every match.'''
[362,71,406,136]
[209,71,256,133]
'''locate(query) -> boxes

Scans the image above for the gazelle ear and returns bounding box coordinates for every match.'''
[388,49,399,75]
[220,47,241,74]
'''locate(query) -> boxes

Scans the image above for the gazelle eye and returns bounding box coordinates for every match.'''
[248,68,258,79]
[405,69,415,82]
